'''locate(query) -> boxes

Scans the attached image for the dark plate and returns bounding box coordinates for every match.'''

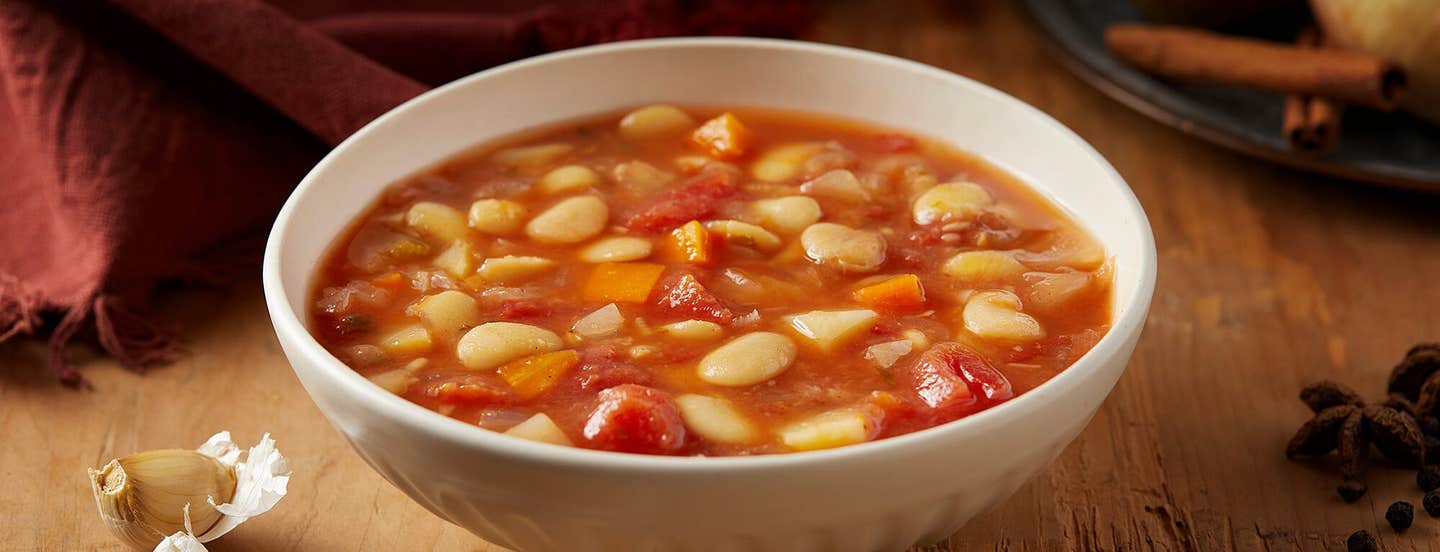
[1022,0,1440,191]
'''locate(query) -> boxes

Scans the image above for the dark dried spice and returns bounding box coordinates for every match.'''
[1417,374,1440,417]
[1383,393,1416,417]
[1419,415,1440,437]
[1421,465,1440,491]
[1426,435,1440,462]
[1364,405,1425,467]
[1301,380,1363,413]
[1339,409,1370,481]
[1287,405,1358,457]
[1426,490,1440,517]
[1390,345,1440,400]
[1337,479,1367,503]
[1347,530,1378,552]
[1387,501,1414,531]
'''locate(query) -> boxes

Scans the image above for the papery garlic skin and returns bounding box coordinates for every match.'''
[197,433,291,542]
[89,432,290,550]
[154,531,207,552]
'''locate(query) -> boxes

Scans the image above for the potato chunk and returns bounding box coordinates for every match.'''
[800,169,868,203]
[787,309,879,352]
[380,325,433,356]
[503,413,573,446]
[431,240,474,278]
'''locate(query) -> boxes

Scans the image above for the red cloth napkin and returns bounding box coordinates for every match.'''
[0,0,811,386]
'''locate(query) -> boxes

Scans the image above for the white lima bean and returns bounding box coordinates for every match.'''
[618,105,695,140]
[787,309,879,352]
[697,332,797,386]
[578,236,653,263]
[524,196,609,244]
[675,394,759,444]
[456,322,563,371]
[912,182,993,225]
[406,202,469,243]
[476,256,555,284]
[503,413,573,446]
[744,196,822,235]
[942,250,1027,283]
[409,290,480,339]
[799,169,869,203]
[751,142,824,183]
[962,290,1044,343]
[656,319,723,341]
[538,165,601,195]
[491,143,573,174]
[779,408,880,451]
[467,199,527,236]
[800,222,886,272]
[704,220,782,252]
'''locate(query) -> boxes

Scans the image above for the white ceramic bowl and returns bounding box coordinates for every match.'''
[263,38,1156,552]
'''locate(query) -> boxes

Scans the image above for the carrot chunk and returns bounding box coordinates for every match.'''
[370,272,406,290]
[853,274,927,312]
[497,350,581,400]
[690,113,753,159]
[660,220,714,265]
[582,262,666,303]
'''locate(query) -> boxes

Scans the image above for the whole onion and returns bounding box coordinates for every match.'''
[1311,0,1440,123]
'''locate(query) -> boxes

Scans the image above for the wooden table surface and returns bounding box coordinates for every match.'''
[5,1,1440,550]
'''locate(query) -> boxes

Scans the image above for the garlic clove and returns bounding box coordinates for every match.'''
[89,450,235,550]
[89,432,290,551]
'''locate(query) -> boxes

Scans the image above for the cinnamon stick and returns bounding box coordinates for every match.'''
[1282,29,1343,152]
[1106,23,1407,111]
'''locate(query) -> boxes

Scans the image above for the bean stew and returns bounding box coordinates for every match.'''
[309,106,1113,456]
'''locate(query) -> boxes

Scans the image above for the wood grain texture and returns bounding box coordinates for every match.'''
[3,1,1439,550]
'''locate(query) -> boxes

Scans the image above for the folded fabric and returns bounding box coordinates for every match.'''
[0,0,811,385]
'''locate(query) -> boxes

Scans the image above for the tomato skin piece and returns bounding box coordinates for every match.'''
[653,273,734,323]
[582,384,687,454]
[423,374,514,405]
[497,299,550,320]
[625,168,737,234]
[899,342,1014,416]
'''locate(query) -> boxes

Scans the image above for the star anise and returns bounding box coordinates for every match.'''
[1389,343,1440,414]
[1287,380,1426,499]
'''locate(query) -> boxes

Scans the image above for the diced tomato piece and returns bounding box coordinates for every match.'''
[582,384,687,454]
[874,133,918,153]
[424,374,513,405]
[625,168,737,234]
[497,299,550,320]
[654,273,734,323]
[899,343,1013,415]
[577,362,654,391]
[690,113,753,159]
[853,274,927,312]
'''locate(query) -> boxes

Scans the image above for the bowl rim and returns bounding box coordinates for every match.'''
[262,36,1157,473]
